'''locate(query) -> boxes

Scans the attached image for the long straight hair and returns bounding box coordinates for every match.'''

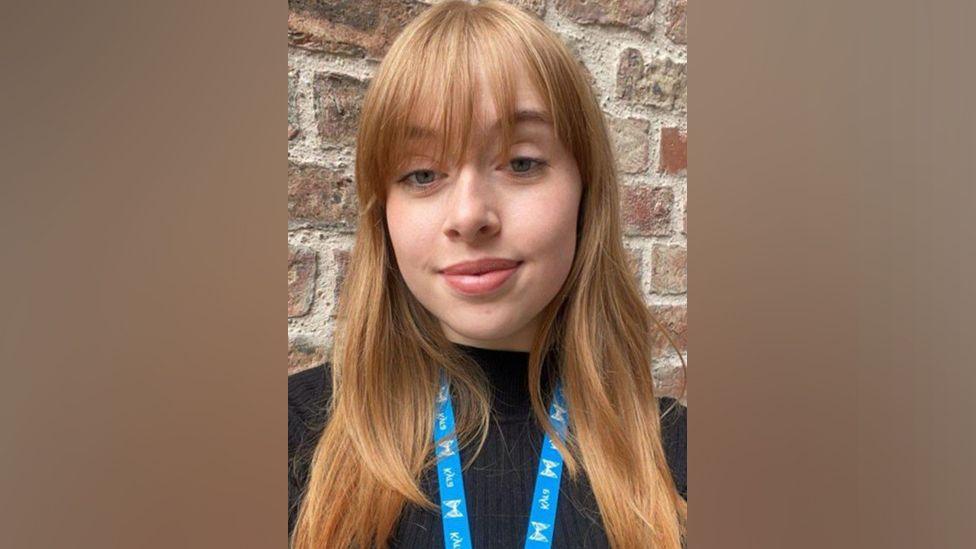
[291,1,687,547]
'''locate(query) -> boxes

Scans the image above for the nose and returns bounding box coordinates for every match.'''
[442,163,501,243]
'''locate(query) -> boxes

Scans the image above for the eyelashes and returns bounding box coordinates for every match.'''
[508,157,545,174]
[399,169,440,187]
[396,157,549,190]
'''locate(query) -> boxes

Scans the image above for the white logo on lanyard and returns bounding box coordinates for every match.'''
[437,439,455,457]
[539,458,560,478]
[549,401,567,424]
[444,499,465,518]
[528,521,551,542]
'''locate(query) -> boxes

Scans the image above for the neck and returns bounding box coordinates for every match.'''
[451,342,557,421]
[439,316,542,352]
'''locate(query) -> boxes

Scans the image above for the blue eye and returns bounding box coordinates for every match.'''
[399,169,440,187]
[397,157,548,189]
[509,157,547,175]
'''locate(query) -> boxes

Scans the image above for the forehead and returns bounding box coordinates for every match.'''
[406,66,551,141]
[405,107,552,143]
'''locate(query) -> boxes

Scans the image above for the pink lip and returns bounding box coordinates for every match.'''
[440,259,522,296]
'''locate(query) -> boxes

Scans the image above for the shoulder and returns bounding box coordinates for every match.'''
[288,363,332,417]
[657,397,687,500]
[288,363,333,533]
[288,363,332,455]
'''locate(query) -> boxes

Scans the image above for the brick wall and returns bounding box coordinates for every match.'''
[287,0,688,399]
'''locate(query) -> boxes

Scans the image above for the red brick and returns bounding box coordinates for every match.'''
[652,361,687,400]
[313,72,368,149]
[554,0,656,34]
[621,185,674,236]
[331,247,352,312]
[623,245,644,285]
[288,337,328,373]
[287,0,427,60]
[616,48,687,112]
[665,0,687,45]
[659,126,687,174]
[288,162,359,231]
[608,116,651,174]
[649,303,687,358]
[651,244,687,294]
[288,246,317,317]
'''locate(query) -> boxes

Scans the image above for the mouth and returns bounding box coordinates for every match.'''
[439,260,523,296]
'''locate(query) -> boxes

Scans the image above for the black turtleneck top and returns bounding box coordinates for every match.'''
[287,343,687,547]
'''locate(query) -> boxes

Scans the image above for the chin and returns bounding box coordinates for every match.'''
[441,315,526,345]
[448,325,512,343]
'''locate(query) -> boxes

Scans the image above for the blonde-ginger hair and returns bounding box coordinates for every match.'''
[291,1,687,547]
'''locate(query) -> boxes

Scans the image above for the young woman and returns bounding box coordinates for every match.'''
[288,1,687,547]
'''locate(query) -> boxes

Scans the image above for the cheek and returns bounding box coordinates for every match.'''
[385,196,435,275]
[384,200,415,269]
[517,184,581,276]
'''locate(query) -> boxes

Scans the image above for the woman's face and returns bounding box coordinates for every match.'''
[384,68,583,352]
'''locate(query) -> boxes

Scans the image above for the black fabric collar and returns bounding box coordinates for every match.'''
[451,343,558,422]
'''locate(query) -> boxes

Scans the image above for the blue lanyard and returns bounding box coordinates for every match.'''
[433,372,569,549]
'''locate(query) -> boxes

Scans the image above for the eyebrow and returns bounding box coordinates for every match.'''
[405,108,553,141]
